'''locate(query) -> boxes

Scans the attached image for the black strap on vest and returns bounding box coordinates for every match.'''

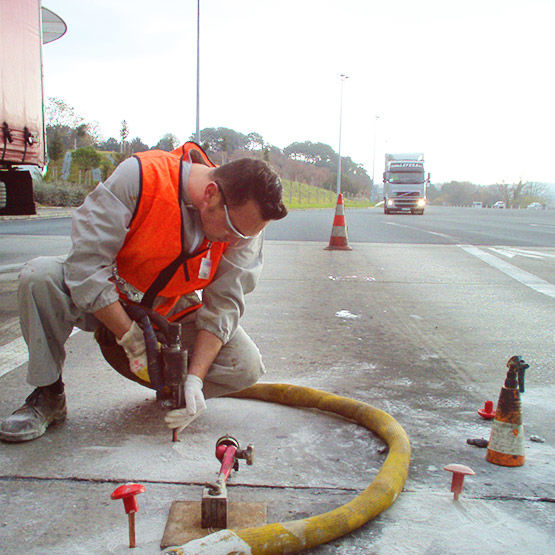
[141,251,184,308]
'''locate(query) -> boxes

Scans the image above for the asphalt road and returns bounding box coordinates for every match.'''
[1,203,553,352]
[265,205,555,246]
[1,205,554,246]
[0,206,553,553]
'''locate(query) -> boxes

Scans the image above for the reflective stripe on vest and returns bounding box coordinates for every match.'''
[115,142,228,313]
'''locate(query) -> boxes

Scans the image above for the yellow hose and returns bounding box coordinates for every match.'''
[225,383,411,554]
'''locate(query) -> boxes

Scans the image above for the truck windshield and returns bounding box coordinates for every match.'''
[387,171,425,184]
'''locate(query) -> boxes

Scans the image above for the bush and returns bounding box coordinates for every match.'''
[33,181,89,207]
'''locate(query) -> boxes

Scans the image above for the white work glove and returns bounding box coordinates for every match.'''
[164,405,206,433]
[164,375,207,433]
[116,321,150,382]
[185,374,207,416]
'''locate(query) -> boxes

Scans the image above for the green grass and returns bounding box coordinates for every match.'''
[283,179,373,209]
[40,162,373,210]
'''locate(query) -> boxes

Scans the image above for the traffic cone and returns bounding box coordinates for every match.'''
[486,356,529,467]
[325,193,352,250]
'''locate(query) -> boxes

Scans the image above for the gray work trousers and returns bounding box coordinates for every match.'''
[18,256,265,398]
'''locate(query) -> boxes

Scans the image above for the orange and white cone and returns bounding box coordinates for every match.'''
[325,193,352,251]
[486,356,528,467]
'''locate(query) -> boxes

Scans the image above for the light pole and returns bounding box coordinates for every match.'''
[371,114,381,196]
[195,0,200,144]
[336,74,349,195]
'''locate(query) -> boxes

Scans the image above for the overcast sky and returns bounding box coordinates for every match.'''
[41,0,554,185]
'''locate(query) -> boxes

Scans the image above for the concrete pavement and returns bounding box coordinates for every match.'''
[0,241,553,554]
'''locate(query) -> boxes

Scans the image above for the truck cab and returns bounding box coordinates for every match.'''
[383,153,428,215]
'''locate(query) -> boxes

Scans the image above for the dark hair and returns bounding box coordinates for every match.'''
[212,158,287,221]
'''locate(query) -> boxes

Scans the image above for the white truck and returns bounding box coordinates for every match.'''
[383,153,429,215]
[0,1,65,215]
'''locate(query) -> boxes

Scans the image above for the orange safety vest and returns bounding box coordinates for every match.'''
[115,142,228,319]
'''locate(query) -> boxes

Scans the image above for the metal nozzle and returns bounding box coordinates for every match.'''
[506,356,529,393]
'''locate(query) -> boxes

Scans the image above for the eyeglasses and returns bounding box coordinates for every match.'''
[216,182,258,240]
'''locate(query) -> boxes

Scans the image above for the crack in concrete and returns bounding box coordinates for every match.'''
[0,475,361,493]
[2,476,553,503]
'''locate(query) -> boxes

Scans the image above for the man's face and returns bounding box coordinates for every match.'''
[200,183,268,245]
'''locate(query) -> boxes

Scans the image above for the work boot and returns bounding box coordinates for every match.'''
[0,387,66,442]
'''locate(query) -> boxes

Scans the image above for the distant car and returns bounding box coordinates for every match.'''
[472,201,482,208]
[493,201,506,209]
[527,202,542,210]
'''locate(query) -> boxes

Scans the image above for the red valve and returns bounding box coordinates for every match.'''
[111,483,145,548]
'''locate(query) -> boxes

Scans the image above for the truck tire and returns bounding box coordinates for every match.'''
[0,169,36,215]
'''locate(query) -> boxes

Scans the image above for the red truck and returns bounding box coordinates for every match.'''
[0,0,65,214]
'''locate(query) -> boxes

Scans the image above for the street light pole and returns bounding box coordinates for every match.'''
[195,0,200,144]
[336,74,349,195]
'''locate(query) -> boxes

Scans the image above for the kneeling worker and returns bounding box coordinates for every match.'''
[0,142,287,442]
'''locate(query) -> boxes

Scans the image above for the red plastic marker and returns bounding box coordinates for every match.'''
[111,483,146,548]
[478,400,496,420]
[444,464,475,500]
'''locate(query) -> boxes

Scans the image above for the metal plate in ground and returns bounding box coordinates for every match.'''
[161,500,267,549]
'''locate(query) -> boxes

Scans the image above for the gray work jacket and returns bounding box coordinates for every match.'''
[63,156,263,344]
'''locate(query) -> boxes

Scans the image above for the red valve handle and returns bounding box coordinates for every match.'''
[218,444,238,483]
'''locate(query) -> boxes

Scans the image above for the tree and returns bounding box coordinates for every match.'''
[97,137,121,152]
[284,141,336,166]
[87,121,103,146]
[120,120,129,153]
[509,180,526,207]
[246,132,265,151]
[45,97,94,158]
[72,123,90,149]
[129,136,149,153]
[283,141,370,195]
[45,97,83,128]
[72,146,102,177]
[153,133,178,151]
[427,183,441,202]
[47,130,65,161]
[195,127,248,157]
[492,182,511,206]
[437,181,477,206]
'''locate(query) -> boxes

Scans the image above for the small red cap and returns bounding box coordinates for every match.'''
[111,483,146,514]
[478,400,496,420]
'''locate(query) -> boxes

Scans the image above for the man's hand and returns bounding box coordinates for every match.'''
[116,321,149,382]
[165,374,207,433]
[185,374,207,416]
[164,405,206,433]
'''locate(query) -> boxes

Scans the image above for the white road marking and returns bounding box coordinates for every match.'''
[0,328,80,379]
[529,223,555,232]
[459,245,555,299]
[489,247,554,260]
[489,247,517,258]
[427,231,454,239]
[383,221,457,241]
